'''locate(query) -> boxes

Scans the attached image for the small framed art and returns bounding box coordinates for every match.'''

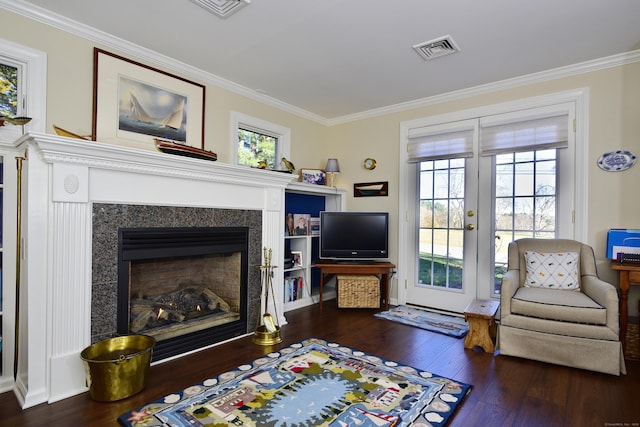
[354,181,389,197]
[292,214,310,235]
[291,251,303,267]
[299,169,327,185]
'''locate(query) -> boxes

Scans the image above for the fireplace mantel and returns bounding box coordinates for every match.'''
[27,132,296,203]
[13,133,294,408]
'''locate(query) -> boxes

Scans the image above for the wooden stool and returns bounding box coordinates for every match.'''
[464,299,500,353]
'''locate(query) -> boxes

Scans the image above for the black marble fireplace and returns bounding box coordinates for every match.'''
[118,227,249,361]
[91,204,263,362]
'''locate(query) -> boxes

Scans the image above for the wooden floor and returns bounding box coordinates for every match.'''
[1,300,639,426]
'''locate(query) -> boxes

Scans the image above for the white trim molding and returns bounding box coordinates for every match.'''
[0,0,637,126]
[12,133,296,407]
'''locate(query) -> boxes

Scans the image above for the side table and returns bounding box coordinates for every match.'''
[610,261,640,349]
[463,299,500,353]
[313,261,395,310]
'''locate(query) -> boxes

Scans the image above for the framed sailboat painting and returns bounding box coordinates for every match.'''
[92,48,205,151]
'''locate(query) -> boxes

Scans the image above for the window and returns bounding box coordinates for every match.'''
[231,112,290,169]
[480,108,571,294]
[238,127,278,169]
[418,158,466,289]
[0,38,46,142]
[0,62,18,118]
[399,90,586,311]
[492,149,559,292]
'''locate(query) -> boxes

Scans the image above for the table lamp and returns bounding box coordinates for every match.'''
[325,158,340,187]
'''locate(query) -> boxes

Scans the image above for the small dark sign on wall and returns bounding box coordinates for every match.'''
[354,181,388,197]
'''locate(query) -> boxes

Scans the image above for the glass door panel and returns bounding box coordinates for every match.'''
[408,157,478,313]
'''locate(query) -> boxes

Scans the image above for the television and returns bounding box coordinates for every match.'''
[319,211,389,261]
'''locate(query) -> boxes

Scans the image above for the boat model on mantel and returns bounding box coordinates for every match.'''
[154,139,218,162]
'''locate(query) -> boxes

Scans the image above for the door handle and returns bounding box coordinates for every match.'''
[466,224,475,230]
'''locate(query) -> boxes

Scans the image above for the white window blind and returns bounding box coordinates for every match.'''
[407,121,475,163]
[480,110,569,156]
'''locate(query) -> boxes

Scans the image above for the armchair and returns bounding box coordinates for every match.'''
[497,238,626,375]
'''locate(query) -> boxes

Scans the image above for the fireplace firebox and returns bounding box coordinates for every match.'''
[118,227,249,361]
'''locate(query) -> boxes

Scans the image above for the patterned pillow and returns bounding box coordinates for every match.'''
[523,251,580,290]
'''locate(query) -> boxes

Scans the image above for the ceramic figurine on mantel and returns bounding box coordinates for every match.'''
[253,247,283,345]
[280,157,295,173]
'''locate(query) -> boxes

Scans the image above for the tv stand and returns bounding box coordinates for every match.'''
[313,261,396,310]
[333,259,378,265]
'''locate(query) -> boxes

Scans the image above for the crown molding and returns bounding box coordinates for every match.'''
[0,0,329,126]
[2,0,639,127]
[327,49,640,126]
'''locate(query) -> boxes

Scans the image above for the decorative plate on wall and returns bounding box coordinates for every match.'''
[597,150,636,171]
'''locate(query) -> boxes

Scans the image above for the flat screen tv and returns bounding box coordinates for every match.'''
[319,211,389,261]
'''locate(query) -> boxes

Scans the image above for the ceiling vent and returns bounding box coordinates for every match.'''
[190,0,251,19]
[413,35,460,60]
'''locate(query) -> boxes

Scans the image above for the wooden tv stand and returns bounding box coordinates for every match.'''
[313,261,396,310]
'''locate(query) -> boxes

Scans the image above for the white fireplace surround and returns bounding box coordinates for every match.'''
[13,133,294,408]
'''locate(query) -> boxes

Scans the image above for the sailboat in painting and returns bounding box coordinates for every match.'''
[126,93,156,124]
[126,93,185,128]
[160,98,185,130]
[120,92,187,141]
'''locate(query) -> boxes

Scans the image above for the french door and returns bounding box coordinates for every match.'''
[406,157,479,313]
[400,99,579,313]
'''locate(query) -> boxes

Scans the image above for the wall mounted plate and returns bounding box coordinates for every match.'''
[597,150,636,171]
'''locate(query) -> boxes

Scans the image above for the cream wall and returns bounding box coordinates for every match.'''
[2,10,639,314]
[0,10,329,165]
[328,62,640,313]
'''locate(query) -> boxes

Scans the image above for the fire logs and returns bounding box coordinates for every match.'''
[130,285,233,333]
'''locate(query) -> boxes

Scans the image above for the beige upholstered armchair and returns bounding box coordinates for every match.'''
[497,238,626,375]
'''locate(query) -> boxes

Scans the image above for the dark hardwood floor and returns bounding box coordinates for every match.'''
[1,300,638,426]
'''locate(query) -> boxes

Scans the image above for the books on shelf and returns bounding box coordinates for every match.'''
[310,217,320,235]
[284,276,305,302]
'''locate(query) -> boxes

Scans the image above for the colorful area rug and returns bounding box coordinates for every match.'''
[374,305,469,338]
[625,323,639,361]
[118,338,471,427]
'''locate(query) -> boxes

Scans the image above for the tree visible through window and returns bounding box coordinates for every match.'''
[493,149,557,292]
[237,127,278,169]
[0,63,18,118]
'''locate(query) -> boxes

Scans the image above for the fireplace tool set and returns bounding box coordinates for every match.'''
[253,248,283,345]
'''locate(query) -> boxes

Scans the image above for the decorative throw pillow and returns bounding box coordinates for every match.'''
[523,251,580,290]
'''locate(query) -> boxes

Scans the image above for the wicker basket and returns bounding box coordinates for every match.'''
[337,275,380,308]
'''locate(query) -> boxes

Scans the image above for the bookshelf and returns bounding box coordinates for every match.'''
[283,182,345,311]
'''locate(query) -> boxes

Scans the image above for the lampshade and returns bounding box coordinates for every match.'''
[325,158,340,173]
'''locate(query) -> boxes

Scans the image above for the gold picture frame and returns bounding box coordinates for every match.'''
[92,48,205,150]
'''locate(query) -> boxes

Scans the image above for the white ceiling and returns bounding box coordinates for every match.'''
[8,0,640,121]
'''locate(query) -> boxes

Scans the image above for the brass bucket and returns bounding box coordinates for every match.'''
[252,325,283,346]
[80,335,155,402]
